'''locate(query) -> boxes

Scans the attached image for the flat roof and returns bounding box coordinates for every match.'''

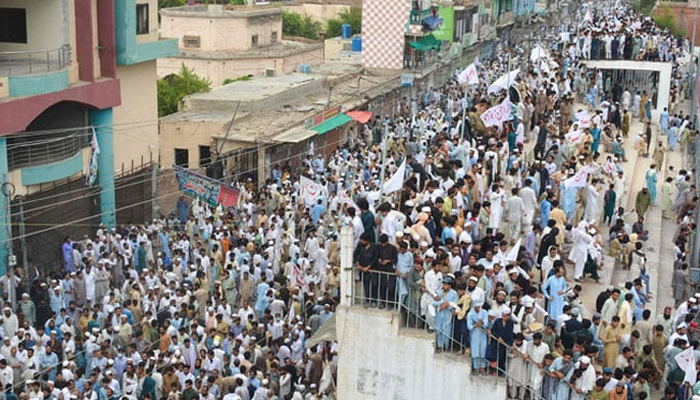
[161,4,282,18]
[186,73,324,104]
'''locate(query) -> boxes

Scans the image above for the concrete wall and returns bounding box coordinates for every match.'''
[658,3,698,43]
[580,59,672,121]
[135,0,160,44]
[158,119,227,168]
[335,305,508,400]
[160,10,282,52]
[0,0,64,52]
[156,46,324,86]
[113,60,158,174]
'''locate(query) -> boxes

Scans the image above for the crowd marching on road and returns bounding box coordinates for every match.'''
[0,2,699,400]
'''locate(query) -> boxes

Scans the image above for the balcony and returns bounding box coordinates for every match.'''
[7,128,88,172]
[0,46,71,77]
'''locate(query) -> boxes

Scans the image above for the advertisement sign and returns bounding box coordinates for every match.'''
[175,166,239,208]
[304,106,341,129]
[433,6,455,43]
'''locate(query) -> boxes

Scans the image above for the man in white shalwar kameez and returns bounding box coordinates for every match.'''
[508,333,529,399]
[584,182,601,222]
[507,189,525,241]
[528,332,550,397]
[489,185,506,231]
[569,221,593,281]
[520,182,538,227]
[571,356,597,400]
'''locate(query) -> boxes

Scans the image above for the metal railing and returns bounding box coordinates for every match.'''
[0,45,71,77]
[350,269,581,400]
[7,128,90,171]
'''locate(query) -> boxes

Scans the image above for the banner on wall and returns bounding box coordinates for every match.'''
[174,166,239,208]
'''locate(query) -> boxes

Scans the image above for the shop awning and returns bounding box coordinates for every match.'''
[346,110,373,124]
[409,34,442,52]
[272,126,317,143]
[311,113,353,135]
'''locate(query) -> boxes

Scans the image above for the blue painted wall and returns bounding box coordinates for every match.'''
[88,108,116,227]
[114,0,178,65]
[21,150,84,186]
[8,70,69,97]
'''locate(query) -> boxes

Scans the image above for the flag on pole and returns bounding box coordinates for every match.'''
[487,69,520,94]
[583,10,592,22]
[506,239,521,262]
[86,127,100,187]
[675,346,697,384]
[383,159,406,195]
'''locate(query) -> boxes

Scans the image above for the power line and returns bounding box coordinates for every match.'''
[6,133,353,220]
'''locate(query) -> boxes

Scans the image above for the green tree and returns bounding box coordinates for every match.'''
[158,64,212,117]
[654,5,686,37]
[282,12,322,40]
[326,5,362,37]
[159,0,185,9]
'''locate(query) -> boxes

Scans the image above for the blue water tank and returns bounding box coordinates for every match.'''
[352,36,362,52]
[341,24,352,38]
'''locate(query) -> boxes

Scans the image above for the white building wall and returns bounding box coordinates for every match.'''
[335,305,508,400]
[581,59,672,121]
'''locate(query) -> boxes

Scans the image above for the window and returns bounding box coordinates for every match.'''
[199,145,212,168]
[183,35,200,48]
[0,8,27,43]
[136,4,149,35]
[174,148,189,167]
[251,34,259,47]
[271,31,278,44]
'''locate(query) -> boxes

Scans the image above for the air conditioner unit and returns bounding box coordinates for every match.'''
[265,68,275,77]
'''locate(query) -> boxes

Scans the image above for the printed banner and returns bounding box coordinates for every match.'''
[480,98,513,127]
[564,167,590,189]
[174,166,239,208]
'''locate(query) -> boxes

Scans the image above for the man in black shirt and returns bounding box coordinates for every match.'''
[376,234,398,309]
[353,233,378,307]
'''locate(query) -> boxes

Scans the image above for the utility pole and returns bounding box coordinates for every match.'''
[377,121,389,204]
[691,0,700,125]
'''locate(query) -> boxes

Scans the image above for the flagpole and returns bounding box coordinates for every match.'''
[378,122,388,205]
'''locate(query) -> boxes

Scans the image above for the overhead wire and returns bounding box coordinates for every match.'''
[1,133,358,237]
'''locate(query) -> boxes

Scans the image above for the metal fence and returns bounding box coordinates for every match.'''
[0,45,71,77]
[350,269,582,400]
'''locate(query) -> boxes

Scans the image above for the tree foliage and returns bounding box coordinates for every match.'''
[632,0,655,15]
[326,5,362,38]
[159,0,185,9]
[282,12,323,40]
[158,64,212,117]
[654,5,685,37]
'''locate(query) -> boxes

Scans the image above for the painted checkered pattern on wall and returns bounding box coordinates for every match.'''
[362,0,411,70]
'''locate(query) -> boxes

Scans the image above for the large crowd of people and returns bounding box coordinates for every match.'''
[0,3,699,400]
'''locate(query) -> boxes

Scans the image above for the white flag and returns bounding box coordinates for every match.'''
[675,346,697,384]
[458,63,479,85]
[300,175,322,207]
[383,159,406,195]
[583,10,592,22]
[564,167,589,189]
[487,69,520,95]
[506,239,521,262]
